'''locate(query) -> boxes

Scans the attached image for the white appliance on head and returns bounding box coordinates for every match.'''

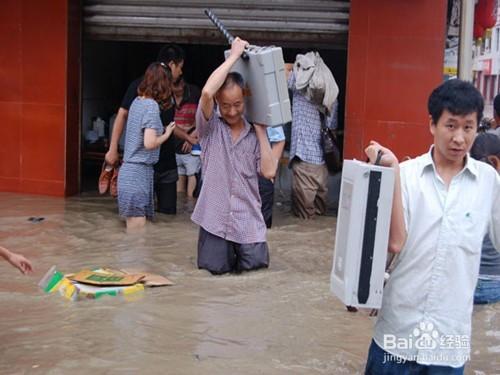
[204,8,291,127]
[225,45,292,127]
[330,160,395,309]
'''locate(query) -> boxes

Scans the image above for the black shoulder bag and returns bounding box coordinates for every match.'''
[319,112,342,174]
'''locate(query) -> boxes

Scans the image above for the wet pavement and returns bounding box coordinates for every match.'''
[0,192,498,374]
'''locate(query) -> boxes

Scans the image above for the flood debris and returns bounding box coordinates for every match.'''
[27,217,44,223]
[38,265,174,301]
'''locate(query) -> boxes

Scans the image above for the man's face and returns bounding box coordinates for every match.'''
[430,109,477,164]
[216,84,245,127]
[168,60,184,82]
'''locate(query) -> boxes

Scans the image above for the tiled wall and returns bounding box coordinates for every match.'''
[345,0,447,160]
[0,0,80,196]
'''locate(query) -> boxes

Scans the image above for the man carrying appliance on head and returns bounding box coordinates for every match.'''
[191,37,279,275]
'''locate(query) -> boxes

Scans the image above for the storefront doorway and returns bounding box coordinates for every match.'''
[80,0,350,193]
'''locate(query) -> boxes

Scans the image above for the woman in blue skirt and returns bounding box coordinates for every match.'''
[118,62,176,231]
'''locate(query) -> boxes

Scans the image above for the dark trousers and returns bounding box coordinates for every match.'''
[155,181,177,215]
[365,340,465,375]
[197,227,269,275]
[258,175,274,228]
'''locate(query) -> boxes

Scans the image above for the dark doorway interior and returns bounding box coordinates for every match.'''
[81,40,347,193]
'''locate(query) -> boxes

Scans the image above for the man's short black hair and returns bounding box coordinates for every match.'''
[157,44,185,65]
[428,79,484,125]
[494,93,500,117]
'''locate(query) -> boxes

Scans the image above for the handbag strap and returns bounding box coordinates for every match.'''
[318,111,326,130]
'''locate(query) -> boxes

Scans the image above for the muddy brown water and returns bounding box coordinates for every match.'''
[0,192,498,374]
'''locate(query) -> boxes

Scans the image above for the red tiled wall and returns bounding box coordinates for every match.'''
[0,0,80,196]
[344,0,447,160]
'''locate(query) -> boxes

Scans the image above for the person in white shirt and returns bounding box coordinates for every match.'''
[363,79,500,374]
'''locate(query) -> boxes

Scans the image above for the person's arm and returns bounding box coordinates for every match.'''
[181,141,192,154]
[285,63,293,81]
[0,246,33,274]
[174,127,197,145]
[266,126,286,161]
[144,122,176,150]
[199,37,249,121]
[271,140,285,161]
[365,141,407,253]
[254,125,278,179]
[327,100,339,129]
[106,79,140,164]
[105,108,128,166]
[180,128,199,153]
[287,66,296,90]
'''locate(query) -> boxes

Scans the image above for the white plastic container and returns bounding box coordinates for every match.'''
[330,160,395,309]
[93,117,106,138]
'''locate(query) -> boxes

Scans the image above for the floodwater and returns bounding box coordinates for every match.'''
[0,192,498,374]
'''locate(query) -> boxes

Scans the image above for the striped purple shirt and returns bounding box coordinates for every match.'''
[191,106,267,244]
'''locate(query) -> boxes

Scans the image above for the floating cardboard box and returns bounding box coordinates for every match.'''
[69,269,145,286]
[59,280,144,301]
[39,266,172,301]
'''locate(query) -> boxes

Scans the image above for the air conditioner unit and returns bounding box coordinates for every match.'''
[330,160,395,309]
[225,46,292,127]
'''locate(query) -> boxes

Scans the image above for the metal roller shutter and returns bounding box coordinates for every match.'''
[83,0,350,49]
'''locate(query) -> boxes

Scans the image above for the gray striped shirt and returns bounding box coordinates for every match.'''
[123,98,164,165]
[191,106,266,244]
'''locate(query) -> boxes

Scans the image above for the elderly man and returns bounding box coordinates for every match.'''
[191,37,278,275]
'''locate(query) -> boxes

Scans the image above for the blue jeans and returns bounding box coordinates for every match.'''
[365,340,464,375]
[474,277,500,304]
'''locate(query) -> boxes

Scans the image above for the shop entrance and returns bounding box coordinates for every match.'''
[80,0,350,193]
